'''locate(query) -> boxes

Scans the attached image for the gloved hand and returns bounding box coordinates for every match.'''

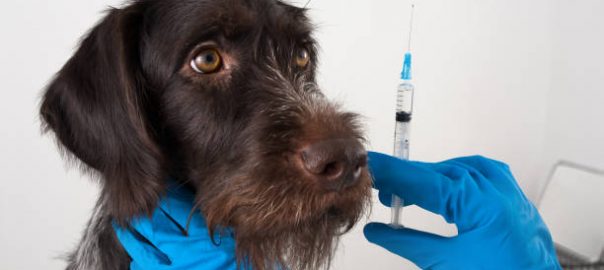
[364,152,561,270]
[113,182,238,270]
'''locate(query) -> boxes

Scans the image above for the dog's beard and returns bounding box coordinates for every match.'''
[234,209,359,270]
[199,165,372,270]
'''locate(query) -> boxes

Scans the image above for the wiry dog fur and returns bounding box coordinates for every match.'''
[40,0,372,269]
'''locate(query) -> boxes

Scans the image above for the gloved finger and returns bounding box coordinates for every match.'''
[420,161,493,225]
[378,190,392,206]
[112,223,172,266]
[129,214,156,241]
[368,152,461,221]
[377,190,413,207]
[364,222,448,269]
[442,160,497,194]
[445,156,526,200]
[444,156,508,178]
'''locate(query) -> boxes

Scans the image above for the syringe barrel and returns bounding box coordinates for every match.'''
[396,82,414,115]
[394,81,414,160]
[391,81,414,227]
[394,121,411,159]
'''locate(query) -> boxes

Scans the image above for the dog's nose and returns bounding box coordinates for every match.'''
[299,139,367,191]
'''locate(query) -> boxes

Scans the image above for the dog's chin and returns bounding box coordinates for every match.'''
[200,171,372,270]
[233,199,370,270]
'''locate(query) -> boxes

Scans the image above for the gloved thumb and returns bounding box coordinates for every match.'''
[364,222,448,269]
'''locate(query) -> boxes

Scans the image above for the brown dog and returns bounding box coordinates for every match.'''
[40,0,372,269]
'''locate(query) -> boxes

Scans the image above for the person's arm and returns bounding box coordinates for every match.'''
[364,152,561,270]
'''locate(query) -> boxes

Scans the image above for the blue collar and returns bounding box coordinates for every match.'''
[113,182,238,270]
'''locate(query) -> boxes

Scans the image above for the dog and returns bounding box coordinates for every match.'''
[40,0,372,269]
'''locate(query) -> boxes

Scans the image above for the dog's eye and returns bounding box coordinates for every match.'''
[295,48,310,68]
[190,49,222,74]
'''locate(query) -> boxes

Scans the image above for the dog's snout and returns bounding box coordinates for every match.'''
[298,139,367,191]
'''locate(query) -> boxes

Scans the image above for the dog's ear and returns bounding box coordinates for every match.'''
[40,5,165,223]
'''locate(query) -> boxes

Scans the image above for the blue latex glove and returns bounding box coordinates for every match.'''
[113,183,238,270]
[364,152,561,270]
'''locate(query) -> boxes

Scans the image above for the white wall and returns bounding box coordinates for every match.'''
[0,0,602,270]
[0,1,116,269]
[536,0,604,196]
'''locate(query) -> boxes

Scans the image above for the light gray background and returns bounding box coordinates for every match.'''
[1,0,603,269]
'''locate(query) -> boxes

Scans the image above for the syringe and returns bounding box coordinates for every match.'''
[391,4,415,228]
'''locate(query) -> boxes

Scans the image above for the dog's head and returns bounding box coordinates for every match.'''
[41,0,371,269]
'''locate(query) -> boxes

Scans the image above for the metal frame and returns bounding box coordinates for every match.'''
[536,160,604,268]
